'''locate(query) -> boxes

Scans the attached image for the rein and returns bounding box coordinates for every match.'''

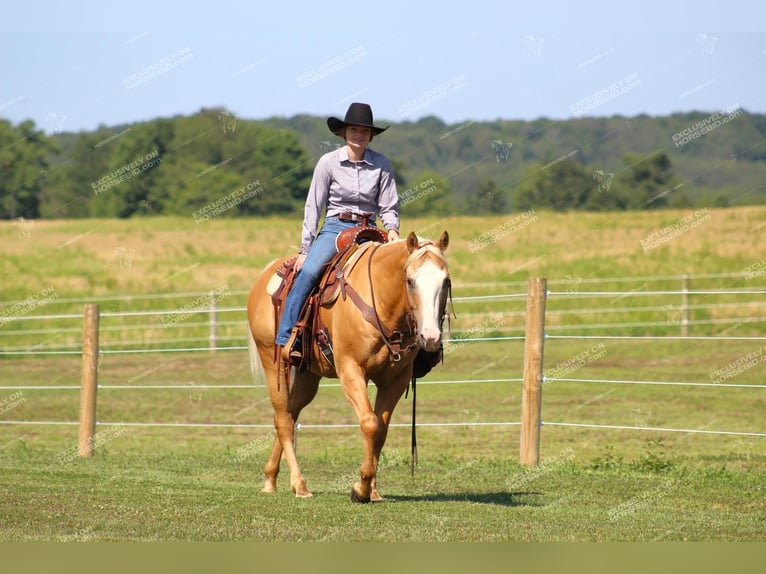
[366,243,419,361]
[340,242,419,361]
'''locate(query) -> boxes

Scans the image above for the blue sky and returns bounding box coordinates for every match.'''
[2,1,765,133]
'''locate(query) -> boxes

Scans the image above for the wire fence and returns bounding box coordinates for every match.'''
[1,274,765,460]
[522,278,766,455]
[2,271,764,357]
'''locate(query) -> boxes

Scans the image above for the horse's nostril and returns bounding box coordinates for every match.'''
[419,332,442,351]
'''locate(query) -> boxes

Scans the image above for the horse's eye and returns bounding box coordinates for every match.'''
[406,277,415,288]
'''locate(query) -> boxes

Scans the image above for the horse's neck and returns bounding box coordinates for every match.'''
[365,241,409,315]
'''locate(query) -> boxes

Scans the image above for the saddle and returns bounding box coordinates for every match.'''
[270,225,387,372]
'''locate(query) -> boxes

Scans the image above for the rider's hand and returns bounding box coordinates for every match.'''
[387,229,400,242]
[295,253,307,272]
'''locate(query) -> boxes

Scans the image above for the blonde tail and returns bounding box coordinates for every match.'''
[247,327,266,388]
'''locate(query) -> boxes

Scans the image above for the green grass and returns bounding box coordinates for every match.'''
[1,429,763,541]
[0,345,764,541]
[1,208,765,541]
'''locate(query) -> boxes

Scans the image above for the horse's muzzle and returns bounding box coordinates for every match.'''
[418,329,442,352]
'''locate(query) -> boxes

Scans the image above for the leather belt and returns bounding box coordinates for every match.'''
[338,212,371,223]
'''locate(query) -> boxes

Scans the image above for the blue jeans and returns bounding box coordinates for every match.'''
[275,217,361,346]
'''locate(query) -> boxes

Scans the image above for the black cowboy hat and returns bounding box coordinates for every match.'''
[327,102,388,137]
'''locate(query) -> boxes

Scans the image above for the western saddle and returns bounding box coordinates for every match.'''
[271,220,389,371]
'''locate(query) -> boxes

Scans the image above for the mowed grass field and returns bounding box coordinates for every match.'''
[1,207,765,541]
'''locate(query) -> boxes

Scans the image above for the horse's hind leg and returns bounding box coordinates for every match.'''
[261,436,282,494]
[263,365,320,498]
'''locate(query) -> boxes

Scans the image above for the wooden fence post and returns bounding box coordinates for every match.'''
[681,274,689,337]
[78,303,99,458]
[209,290,218,351]
[520,277,547,466]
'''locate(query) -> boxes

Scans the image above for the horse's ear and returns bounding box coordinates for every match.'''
[406,231,419,253]
[438,230,449,252]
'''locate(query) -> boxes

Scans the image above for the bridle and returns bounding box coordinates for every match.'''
[366,243,419,362]
[402,241,454,339]
[369,240,452,361]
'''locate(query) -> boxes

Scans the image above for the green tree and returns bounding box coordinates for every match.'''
[89,120,173,217]
[461,179,510,214]
[43,128,114,218]
[513,159,593,211]
[154,109,313,218]
[240,124,313,215]
[0,120,55,218]
[614,152,677,209]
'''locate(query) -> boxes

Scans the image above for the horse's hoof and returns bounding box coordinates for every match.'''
[350,487,371,504]
[261,480,277,494]
[370,490,384,503]
[292,484,313,498]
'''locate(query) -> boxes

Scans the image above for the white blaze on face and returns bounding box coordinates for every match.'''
[408,256,448,351]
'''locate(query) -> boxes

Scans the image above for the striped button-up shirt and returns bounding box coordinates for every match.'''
[300,146,399,253]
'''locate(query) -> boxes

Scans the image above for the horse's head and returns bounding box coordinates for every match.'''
[404,231,451,352]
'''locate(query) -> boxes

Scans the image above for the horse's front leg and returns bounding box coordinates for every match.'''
[339,364,378,503]
[369,372,412,502]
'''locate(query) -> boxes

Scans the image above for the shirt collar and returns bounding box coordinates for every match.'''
[338,146,373,165]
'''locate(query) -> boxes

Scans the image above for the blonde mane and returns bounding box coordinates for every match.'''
[404,238,448,270]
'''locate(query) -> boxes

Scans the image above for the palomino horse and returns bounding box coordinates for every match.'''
[246,230,451,502]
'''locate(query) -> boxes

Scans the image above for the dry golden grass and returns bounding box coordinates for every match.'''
[1,206,763,354]
[1,206,764,302]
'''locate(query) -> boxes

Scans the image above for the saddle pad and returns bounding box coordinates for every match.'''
[266,272,282,296]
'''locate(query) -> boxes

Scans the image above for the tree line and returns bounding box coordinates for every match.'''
[1,107,764,220]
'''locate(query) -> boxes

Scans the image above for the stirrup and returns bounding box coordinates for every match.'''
[280,329,302,365]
